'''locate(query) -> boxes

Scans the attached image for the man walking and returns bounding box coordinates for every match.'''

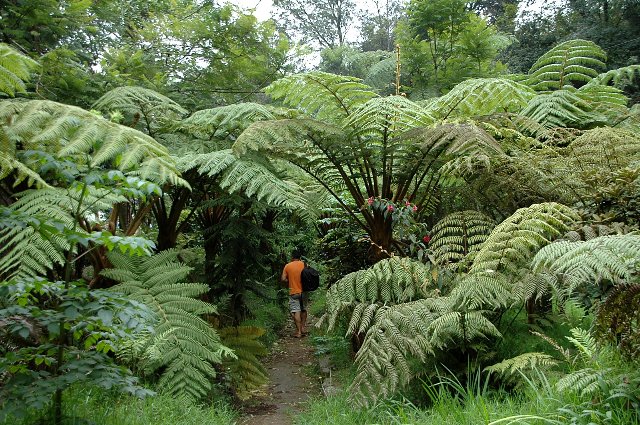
[281,249,308,338]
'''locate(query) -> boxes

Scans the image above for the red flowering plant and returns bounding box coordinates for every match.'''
[364,197,418,232]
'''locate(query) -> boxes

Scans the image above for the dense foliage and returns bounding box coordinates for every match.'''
[1,0,640,423]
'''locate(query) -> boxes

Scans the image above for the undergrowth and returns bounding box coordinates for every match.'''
[3,386,236,425]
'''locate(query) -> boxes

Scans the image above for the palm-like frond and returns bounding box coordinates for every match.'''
[0,100,186,187]
[103,250,234,402]
[317,257,435,334]
[0,44,39,97]
[424,78,536,119]
[345,96,434,139]
[178,102,278,143]
[265,71,378,121]
[0,187,126,279]
[219,326,269,399]
[527,39,606,91]
[531,235,640,293]
[350,296,501,406]
[470,203,579,275]
[484,352,558,379]
[430,210,496,269]
[179,149,309,211]
[519,90,595,130]
[92,86,188,119]
[586,65,640,88]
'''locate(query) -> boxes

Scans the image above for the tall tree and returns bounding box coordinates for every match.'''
[273,0,355,49]
[359,0,404,52]
[398,0,511,95]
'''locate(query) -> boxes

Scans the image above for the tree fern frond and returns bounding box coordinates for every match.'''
[424,78,536,119]
[470,203,579,276]
[92,86,187,119]
[531,235,640,293]
[345,96,434,139]
[103,250,234,401]
[0,100,185,187]
[527,39,606,91]
[318,257,434,334]
[430,210,496,269]
[219,326,268,400]
[179,149,309,211]
[566,127,640,171]
[349,297,500,406]
[586,65,640,88]
[556,367,604,396]
[484,352,557,379]
[520,90,595,130]
[265,71,378,121]
[0,44,39,97]
[178,102,277,141]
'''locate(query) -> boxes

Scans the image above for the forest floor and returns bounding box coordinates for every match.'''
[238,320,323,425]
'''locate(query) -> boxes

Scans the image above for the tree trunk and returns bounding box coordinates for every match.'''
[370,210,393,261]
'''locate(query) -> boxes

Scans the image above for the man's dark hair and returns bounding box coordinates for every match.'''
[292,248,302,259]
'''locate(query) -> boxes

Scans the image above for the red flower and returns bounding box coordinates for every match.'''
[387,204,395,212]
[412,205,418,212]
[423,235,431,243]
[367,197,374,206]
[405,200,410,206]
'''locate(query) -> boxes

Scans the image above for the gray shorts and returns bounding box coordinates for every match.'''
[289,293,309,313]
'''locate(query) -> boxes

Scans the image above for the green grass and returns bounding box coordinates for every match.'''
[3,386,237,425]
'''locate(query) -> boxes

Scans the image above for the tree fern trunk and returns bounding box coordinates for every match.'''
[370,210,393,261]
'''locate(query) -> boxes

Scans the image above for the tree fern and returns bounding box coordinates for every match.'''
[470,202,579,276]
[484,352,558,380]
[219,326,269,400]
[0,186,126,279]
[178,149,309,211]
[527,39,606,91]
[429,210,496,269]
[350,296,501,406]
[0,44,39,97]
[265,71,378,121]
[423,78,536,119]
[92,86,187,118]
[317,257,435,334]
[531,235,640,295]
[586,65,640,89]
[345,95,434,139]
[103,250,234,401]
[519,90,596,131]
[0,100,186,187]
[178,102,279,144]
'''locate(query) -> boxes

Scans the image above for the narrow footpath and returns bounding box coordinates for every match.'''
[239,324,321,425]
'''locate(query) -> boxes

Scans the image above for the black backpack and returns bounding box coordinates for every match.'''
[301,262,320,292]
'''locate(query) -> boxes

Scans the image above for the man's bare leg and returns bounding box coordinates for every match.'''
[301,310,308,335]
[291,311,303,337]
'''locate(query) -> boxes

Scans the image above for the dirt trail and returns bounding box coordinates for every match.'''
[239,324,320,425]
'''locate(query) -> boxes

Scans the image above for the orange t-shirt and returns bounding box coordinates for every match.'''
[283,260,305,295]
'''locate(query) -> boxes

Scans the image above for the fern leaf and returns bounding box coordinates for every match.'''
[265,71,378,121]
[0,44,39,97]
[471,203,579,276]
[484,352,557,378]
[0,100,186,187]
[527,40,606,91]
[103,250,234,402]
[424,78,536,119]
[318,257,434,335]
[531,235,640,293]
[92,86,187,120]
[586,65,640,88]
[430,210,496,269]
